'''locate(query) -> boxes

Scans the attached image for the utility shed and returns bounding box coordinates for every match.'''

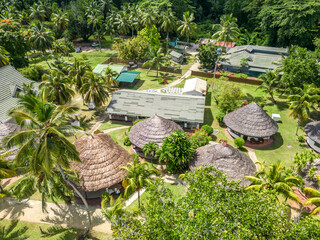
[106,90,205,129]
[170,50,183,63]
[93,64,127,75]
[0,65,37,123]
[182,78,207,96]
[116,71,140,86]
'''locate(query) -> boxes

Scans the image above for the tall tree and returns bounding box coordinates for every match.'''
[257,70,280,104]
[160,10,176,47]
[87,9,103,52]
[141,10,157,48]
[51,11,69,39]
[29,3,45,22]
[120,157,160,208]
[287,84,320,135]
[102,67,119,88]
[143,47,168,77]
[99,0,112,20]
[29,22,54,69]
[177,11,197,43]
[114,11,130,37]
[68,59,91,94]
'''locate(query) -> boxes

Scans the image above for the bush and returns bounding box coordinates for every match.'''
[214,82,243,113]
[113,37,148,61]
[191,129,212,148]
[216,112,225,124]
[157,78,164,84]
[123,136,132,146]
[234,138,245,149]
[297,135,305,143]
[201,125,214,136]
[19,65,45,81]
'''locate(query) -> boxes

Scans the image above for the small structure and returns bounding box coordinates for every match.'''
[72,133,134,200]
[182,78,207,96]
[93,64,127,75]
[106,90,205,129]
[272,114,281,122]
[170,50,183,63]
[305,121,320,153]
[224,102,278,144]
[116,71,140,86]
[220,45,288,77]
[199,38,236,52]
[0,65,37,123]
[129,115,182,150]
[189,143,256,186]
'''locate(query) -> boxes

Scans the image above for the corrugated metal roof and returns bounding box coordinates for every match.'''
[93,64,126,75]
[170,51,183,58]
[106,90,205,123]
[182,78,207,94]
[0,65,36,123]
[116,71,140,83]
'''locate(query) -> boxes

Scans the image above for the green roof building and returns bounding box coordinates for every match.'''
[220,45,288,77]
[0,65,37,123]
[116,71,140,83]
[93,64,127,75]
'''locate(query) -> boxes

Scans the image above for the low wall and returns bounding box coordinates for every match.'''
[191,70,262,86]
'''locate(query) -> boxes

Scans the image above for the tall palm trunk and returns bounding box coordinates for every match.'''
[43,51,51,69]
[296,117,300,136]
[58,165,92,237]
[166,30,169,47]
[96,26,102,53]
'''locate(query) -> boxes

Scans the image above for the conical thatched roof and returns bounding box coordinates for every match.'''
[129,115,182,148]
[72,133,134,192]
[305,121,320,144]
[189,143,256,186]
[224,102,278,138]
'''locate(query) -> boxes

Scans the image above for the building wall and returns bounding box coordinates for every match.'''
[183,90,203,96]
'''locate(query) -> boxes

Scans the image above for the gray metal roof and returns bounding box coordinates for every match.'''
[170,51,183,59]
[0,65,36,123]
[106,90,205,123]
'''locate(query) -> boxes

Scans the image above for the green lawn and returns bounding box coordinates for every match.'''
[181,54,196,74]
[98,121,132,131]
[126,182,186,212]
[123,68,180,90]
[202,77,318,167]
[0,220,111,240]
[107,128,131,152]
[88,35,114,48]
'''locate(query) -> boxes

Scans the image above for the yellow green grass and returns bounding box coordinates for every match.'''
[99,121,131,131]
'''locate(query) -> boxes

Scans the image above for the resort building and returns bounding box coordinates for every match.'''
[305,121,320,153]
[182,78,207,96]
[0,65,36,123]
[71,132,133,202]
[220,45,288,77]
[106,90,205,129]
[199,38,236,52]
[189,143,256,186]
[223,102,278,145]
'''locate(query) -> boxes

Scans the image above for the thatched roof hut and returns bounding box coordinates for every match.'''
[224,102,278,138]
[129,115,182,149]
[305,121,320,144]
[189,143,256,186]
[72,133,134,196]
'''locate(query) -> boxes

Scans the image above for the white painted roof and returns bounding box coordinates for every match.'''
[182,78,207,94]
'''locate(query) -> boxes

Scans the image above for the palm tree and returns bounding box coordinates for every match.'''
[29,22,54,69]
[288,84,320,135]
[161,10,177,47]
[141,10,157,48]
[101,194,126,221]
[142,142,159,158]
[88,10,103,52]
[51,11,69,39]
[177,11,197,43]
[0,46,9,67]
[212,14,240,78]
[99,0,112,20]
[257,70,280,104]
[40,70,75,105]
[244,161,302,203]
[0,151,16,193]
[29,4,45,22]
[80,71,110,108]
[114,11,130,37]
[120,158,160,208]
[143,48,168,77]
[102,67,119,88]
[68,59,91,93]
[303,177,320,215]
[2,96,92,234]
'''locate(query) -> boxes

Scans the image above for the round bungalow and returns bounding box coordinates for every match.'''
[129,115,182,156]
[223,102,278,144]
[72,132,134,201]
[189,143,256,186]
[305,121,320,153]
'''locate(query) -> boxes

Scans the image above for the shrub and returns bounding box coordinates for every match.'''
[19,65,45,81]
[201,125,214,135]
[123,136,132,146]
[113,37,148,61]
[214,82,243,113]
[191,129,212,148]
[297,135,305,143]
[216,112,225,124]
[234,138,245,149]
[101,192,111,208]
[157,78,164,84]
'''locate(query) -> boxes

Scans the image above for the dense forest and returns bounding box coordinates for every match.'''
[1,0,319,49]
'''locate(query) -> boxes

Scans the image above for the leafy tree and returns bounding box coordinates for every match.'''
[80,71,110,107]
[142,142,159,158]
[29,22,54,69]
[177,11,197,43]
[137,25,161,49]
[156,130,195,173]
[0,46,9,67]
[40,70,75,105]
[201,125,213,136]
[214,81,243,113]
[190,129,212,148]
[2,95,92,234]
[197,43,218,68]
[288,84,320,135]
[120,158,160,208]
[143,47,168,77]
[257,70,280,104]
[244,161,302,203]
[113,37,148,61]
[160,9,176,47]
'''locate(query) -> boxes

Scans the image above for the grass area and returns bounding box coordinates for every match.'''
[126,182,186,212]
[107,128,131,152]
[180,54,196,75]
[0,220,111,240]
[88,35,114,48]
[123,68,180,90]
[98,121,132,131]
[202,77,318,167]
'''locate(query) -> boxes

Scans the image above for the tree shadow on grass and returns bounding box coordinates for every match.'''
[255,133,284,151]
[125,80,145,90]
[0,220,29,240]
[204,108,214,126]
[40,225,85,240]
[0,198,31,221]
[205,92,212,106]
